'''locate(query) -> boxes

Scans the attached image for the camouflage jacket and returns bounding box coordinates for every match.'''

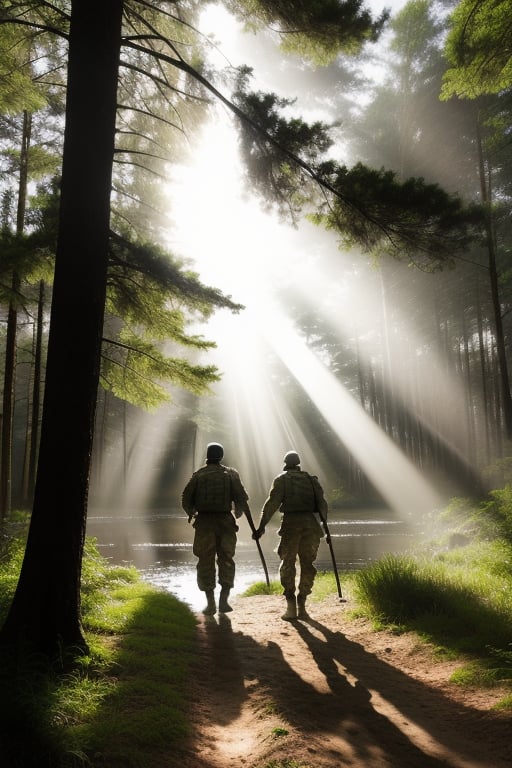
[182,462,250,519]
[258,467,328,529]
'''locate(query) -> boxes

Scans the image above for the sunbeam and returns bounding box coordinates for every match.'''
[283,252,480,474]
[162,102,449,520]
[258,305,444,518]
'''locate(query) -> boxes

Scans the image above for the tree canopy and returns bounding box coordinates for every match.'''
[442,0,512,98]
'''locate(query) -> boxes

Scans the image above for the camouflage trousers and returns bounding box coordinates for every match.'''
[192,512,238,591]
[277,513,322,599]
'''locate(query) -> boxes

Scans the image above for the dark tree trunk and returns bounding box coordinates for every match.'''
[0,111,31,519]
[0,1,123,655]
[0,271,19,520]
[476,116,512,439]
[23,280,45,505]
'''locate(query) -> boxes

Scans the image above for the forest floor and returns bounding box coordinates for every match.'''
[176,593,511,768]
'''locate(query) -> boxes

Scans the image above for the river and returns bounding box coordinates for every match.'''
[86,507,420,612]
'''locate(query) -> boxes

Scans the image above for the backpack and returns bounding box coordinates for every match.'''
[193,465,232,512]
[282,470,316,513]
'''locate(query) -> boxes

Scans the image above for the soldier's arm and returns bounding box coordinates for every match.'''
[311,475,328,519]
[228,468,250,518]
[181,474,197,519]
[257,476,284,532]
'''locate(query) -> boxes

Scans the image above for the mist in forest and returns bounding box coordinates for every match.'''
[88,0,497,536]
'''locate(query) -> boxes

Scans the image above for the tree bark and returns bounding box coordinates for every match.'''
[0,271,19,520]
[476,116,512,440]
[0,110,32,519]
[0,1,123,655]
[23,279,45,505]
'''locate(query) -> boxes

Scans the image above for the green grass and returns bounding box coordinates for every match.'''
[352,542,512,699]
[243,571,356,602]
[0,527,198,768]
[243,579,282,596]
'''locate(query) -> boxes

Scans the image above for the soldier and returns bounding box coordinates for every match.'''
[182,442,250,615]
[253,450,328,621]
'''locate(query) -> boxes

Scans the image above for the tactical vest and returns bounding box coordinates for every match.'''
[282,470,316,514]
[193,465,232,513]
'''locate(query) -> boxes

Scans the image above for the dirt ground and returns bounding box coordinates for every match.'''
[177,593,511,768]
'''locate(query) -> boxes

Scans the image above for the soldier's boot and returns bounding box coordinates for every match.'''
[203,590,216,616]
[297,594,308,620]
[281,597,297,621]
[219,587,233,613]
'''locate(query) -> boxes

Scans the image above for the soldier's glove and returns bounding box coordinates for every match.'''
[252,526,265,540]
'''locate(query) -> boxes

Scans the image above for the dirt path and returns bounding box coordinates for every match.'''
[178,594,511,768]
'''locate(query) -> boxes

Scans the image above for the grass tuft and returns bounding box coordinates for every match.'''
[243,580,282,596]
[353,538,512,704]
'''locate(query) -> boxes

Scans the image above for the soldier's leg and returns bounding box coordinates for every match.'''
[217,515,238,611]
[278,535,300,597]
[297,532,320,617]
[278,526,301,620]
[193,518,217,613]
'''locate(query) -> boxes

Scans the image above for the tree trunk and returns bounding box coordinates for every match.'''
[23,279,45,505]
[0,111,32,519]
[0,1,123,655]
[0,271,19,520]
[476,116,512,439]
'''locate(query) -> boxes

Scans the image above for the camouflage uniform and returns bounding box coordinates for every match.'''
[257,457,327,610]
[182,459,250,594]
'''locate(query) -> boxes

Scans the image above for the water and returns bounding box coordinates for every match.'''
[86,507,419,612]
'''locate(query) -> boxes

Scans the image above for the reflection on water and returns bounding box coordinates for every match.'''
[86,508,420,612]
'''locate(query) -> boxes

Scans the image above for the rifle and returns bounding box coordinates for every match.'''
[244,510,270,590]
[316,507,346,602]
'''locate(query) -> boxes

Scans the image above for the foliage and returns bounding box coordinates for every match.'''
[344,486,512,698]
[0,23,48,113]
[353,549,512,654]
[224,0,389,63]
[101,330,218,409]
[310,161,484,263]
[442,0,512,99]
[103,233,243,408]
[0,530,26,624]
[107,233,243,320]
[23,182,242,409]
[350,493,512,700]
[80,536,139,619]
[437,487,512,545]
[0,228,54,297]
[233,63,484,262]
[233,67,334,221]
